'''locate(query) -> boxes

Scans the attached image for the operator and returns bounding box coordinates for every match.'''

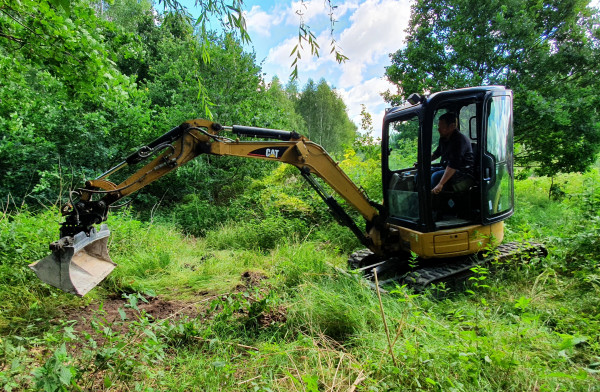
[430,112,473,195]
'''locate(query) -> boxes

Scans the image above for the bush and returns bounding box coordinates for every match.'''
[167,194,234,236]
[0,208,84,333]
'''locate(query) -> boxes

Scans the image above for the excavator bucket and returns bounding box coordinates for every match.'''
[29,225,116,297]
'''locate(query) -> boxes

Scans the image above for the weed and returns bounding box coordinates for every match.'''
[32,343,78,392]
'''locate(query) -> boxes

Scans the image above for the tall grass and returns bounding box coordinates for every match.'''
[1,165,599,390]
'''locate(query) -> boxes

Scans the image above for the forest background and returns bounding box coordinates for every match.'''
[1,0,600,391]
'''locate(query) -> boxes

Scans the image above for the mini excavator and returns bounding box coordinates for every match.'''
[30,86,546,296]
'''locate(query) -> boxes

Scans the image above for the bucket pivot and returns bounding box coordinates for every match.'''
[29,224,116,297]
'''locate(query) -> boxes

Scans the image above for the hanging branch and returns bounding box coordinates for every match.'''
[290,0,347,80]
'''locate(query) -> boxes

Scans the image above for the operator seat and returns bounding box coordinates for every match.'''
[434,168,477,221]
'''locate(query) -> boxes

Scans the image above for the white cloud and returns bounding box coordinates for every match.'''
[260,0,407,83]
[285,0,330,26]
[337,77,396,136]
[333,0,361,19]
[265,30,333,78]
[257,0,414,138]
[244,5,284,37]
[337,0,412,88]
[282,0,360,27]
[338,61,365,87]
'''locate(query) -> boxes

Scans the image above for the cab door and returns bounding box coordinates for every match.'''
[382,107,425,231]
[481,91,514,224]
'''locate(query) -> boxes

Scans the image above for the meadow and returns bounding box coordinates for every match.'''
[0,156,598,391]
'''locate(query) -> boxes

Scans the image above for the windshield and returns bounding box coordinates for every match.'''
[485,95,513,217]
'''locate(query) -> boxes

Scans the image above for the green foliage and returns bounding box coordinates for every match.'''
[295,79,358,153]
[288,278,380,341]
[209,288,279,332]
[0,209,73,332]
[0,1,153,205]
[339,147,383,202]
[265,77,307,132]
[2,1,600,390]
[562,215,600,271]
[385,0,600,175]
[0,0,360,215]
[2,167,600,391]
[32,343,78,392]
[0,0,127,96]
[168,194,234,237]
[164,144,382,254]
[509,168,600,271]
[0,0,311,209]
[274,242,329,288]
[0,209,58,274]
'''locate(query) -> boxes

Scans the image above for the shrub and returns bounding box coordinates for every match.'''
[167,194,233,236]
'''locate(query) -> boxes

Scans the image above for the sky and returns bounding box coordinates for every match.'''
[241,0,414,135]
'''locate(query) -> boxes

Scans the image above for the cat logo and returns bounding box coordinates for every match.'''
[265,148,279,158]
[248,147,288,159]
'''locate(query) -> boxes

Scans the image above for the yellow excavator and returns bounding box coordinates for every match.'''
[30,86,545,296]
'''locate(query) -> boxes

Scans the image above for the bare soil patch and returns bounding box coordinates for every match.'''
[57,271,285,342]
[238,270,268,289]
[62,294,211,338]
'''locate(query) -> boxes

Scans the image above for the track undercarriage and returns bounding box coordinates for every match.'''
[349,242,548,292]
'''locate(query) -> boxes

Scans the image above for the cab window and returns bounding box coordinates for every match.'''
[387,114,420,221]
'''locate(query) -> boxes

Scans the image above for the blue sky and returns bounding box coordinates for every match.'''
[241,0,414,135]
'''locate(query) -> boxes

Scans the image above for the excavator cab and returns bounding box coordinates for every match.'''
[383,86,514,235]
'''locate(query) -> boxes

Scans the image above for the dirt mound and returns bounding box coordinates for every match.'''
[240,270,268,288]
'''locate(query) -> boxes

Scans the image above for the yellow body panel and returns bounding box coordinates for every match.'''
[394,221,504,258]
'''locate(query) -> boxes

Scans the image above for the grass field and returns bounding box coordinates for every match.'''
[1,168,599,391]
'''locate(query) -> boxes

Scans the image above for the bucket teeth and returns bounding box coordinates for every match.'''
[29,225,116,297]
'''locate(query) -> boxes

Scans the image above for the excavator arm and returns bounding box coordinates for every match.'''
[31,119,383,296]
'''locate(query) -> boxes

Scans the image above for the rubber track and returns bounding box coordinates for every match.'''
[348,248,377,269]
[402,241,547,291]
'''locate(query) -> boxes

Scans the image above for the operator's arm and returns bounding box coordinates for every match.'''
[432,166,456,194]
[431,145,440,161]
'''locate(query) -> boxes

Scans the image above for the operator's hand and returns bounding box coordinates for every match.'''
[432,183,443,194]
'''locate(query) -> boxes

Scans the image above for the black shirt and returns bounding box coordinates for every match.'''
[433,130,474,174]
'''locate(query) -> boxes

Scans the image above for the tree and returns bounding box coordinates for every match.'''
[0,0,354,210]
[0,0,154,205]
[295,79,357,153]
[352,105,380,160]
[264,77,307,133]
[0,0,130,97]
[385,0,600,175]
[0,0,278,207]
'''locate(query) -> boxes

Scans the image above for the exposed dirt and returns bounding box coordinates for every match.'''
[239,270,287,328]
[61,270,280,337]
[256,304,287,327]
[238,270,268,289]
[24,271,288,391]
[62,294,208,338]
